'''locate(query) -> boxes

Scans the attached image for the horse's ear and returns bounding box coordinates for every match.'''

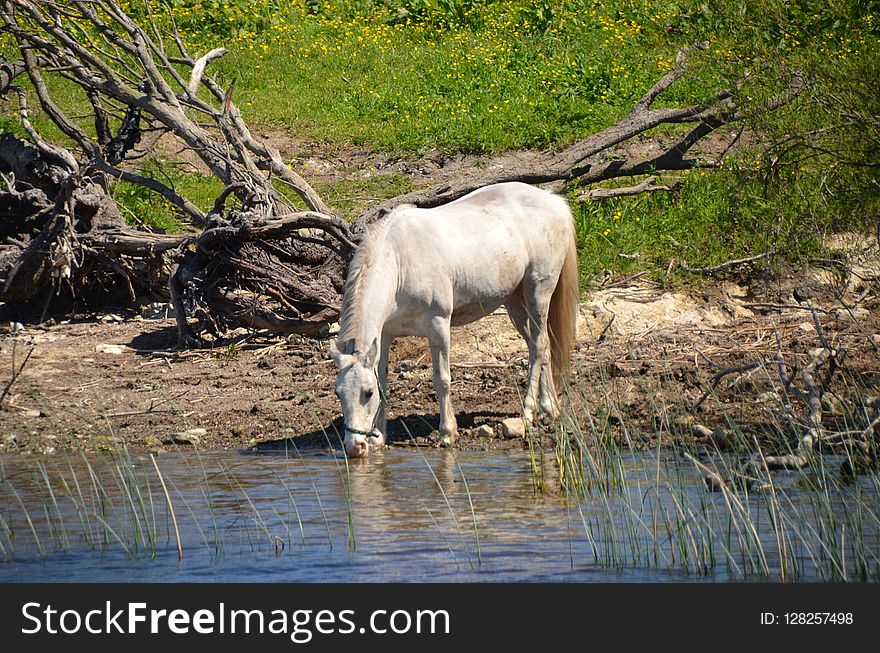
[329,339,343,364]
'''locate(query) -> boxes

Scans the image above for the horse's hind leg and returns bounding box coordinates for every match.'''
[427,315,458,446]
[515,282,558,423]
[507,296,538,422]
[537,350,560,420]
[533,304,559,420]
[506,295,531,342]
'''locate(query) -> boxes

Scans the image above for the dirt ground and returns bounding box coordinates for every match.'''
[1,239,878,456]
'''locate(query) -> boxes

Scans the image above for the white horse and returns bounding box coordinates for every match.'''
[330,181,578,458]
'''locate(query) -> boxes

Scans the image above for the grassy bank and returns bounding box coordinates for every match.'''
[2,0,878,281]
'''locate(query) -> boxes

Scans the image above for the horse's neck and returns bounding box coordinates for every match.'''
[345,257,396,350]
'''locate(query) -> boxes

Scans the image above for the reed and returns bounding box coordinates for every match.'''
[0,427,350,564]
[150,454,182,560]
[531,337,880,581]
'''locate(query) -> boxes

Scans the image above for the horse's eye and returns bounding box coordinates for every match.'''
[364,389,374,399]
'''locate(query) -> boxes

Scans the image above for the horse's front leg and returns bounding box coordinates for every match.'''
[369,333,393,448]
[427,316,457,446]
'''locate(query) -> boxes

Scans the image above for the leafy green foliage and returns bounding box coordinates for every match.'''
[122,0,288,38]
[573,165,836,280]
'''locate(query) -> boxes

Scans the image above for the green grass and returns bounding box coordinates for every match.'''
[132,0,877,152]
[313,174,416,221]
[168,1,681,152]
[110,165,224,233]
[2,0,877,280]
[571,162,838,280]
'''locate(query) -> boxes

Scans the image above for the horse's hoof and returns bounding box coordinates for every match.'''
[537,411,557,426]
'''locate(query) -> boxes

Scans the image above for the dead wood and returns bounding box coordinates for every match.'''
[0,58,25,94]
[0,130,180,307]
[678,249,778,274]
[760,346,832,469]
[752,310,842,470]
[580,175,671,202]
[0,0,352,329]
[689,361,764,412]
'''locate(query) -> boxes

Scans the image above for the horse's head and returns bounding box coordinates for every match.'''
[330,338,381,458]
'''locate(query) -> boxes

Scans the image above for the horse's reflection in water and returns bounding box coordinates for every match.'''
[342,448,461,547]
[342,447,567,564]
[331,182,578,459]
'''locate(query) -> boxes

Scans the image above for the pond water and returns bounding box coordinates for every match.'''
[0,447,877,582]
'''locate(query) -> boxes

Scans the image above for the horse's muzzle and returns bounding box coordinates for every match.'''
[345,434,369,458]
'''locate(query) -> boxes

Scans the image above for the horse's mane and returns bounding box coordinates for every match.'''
[337,216,396,349]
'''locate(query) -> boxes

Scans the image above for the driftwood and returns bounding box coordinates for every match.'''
[168,211,352,346]
[678,250,778,274]
[0,2,801,344]
[580,175,671,202]
[0,0,351,333]
[0,58,24,94]
[686,309,878,489]
[0,130,176,306]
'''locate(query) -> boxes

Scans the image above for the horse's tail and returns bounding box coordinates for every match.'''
[549,227,578,390]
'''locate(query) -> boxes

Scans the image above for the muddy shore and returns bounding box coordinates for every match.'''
[2,254,877,456]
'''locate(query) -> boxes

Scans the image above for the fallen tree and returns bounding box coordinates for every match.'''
[0,1,800,344]
[0,0,353,338]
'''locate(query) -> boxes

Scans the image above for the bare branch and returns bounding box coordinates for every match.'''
[679,249,778,274]
[11,85,79,172]
[188,47,227,96]
[0,58,25,94]
[689,361,764,412]
[761,347,833,470]
[92,157,207,224]
[627,42,709,117]
[580,175,671,201]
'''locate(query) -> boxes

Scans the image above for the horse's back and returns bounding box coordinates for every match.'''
[389,182,572,257]
[383,182,573,327]
[438,181,571,228]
